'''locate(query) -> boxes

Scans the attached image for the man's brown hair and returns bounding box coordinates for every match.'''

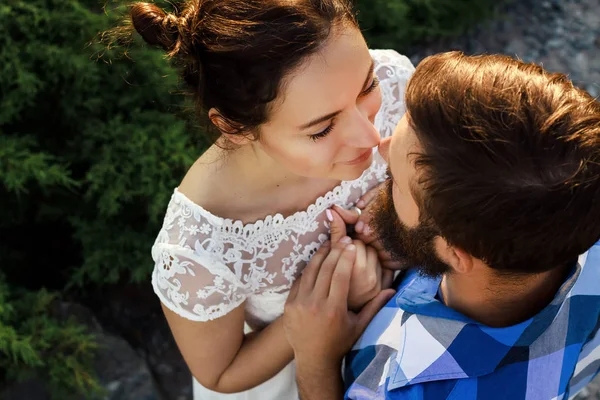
[405,51,600,274]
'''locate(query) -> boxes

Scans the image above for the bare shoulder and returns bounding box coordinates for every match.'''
[178,146,238,217]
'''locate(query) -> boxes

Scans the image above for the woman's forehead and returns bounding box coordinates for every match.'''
[268,27,371,128]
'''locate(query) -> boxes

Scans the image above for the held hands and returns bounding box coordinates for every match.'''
[283,240,396,369]
[328,208,394,311]
[335,182,402,271]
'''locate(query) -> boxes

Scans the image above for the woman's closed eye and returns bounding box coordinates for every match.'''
[361,76,380,97]
[309,119,336,142]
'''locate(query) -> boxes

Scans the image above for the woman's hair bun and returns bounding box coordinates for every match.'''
[130,2,180,51]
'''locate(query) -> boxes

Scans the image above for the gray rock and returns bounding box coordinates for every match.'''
[2,302,163,400]
[90,327,162,400]
[62,302,163,400]
[548,38,565,49]
[2,379,50,400]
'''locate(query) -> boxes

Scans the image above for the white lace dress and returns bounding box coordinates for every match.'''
[151,49,415,400]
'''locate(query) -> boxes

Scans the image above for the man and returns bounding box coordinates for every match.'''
[283,52,600,399]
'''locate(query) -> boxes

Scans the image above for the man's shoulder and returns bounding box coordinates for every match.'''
[344,244,600,400]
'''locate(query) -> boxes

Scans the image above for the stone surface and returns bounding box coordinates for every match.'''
[86,284,193,400]
[408,0,600,97]
[2,302,163,400]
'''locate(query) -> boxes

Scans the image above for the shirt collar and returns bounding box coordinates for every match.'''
[395,263,580,327]
[385,261,583,390]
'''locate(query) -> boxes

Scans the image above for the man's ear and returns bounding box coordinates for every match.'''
[208,108,254,145]
[434,237,474,274]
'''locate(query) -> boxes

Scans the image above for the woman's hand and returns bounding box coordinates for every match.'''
[328,208,393,311]
[332,183,402,270]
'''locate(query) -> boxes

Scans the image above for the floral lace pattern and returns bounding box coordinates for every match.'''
[151,50,415,325]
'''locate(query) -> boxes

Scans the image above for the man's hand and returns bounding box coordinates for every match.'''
[284,240,395,399]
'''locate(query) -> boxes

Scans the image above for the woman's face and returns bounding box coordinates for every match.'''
[257,25,382,181]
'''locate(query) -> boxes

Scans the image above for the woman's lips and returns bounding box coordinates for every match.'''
[343,149,373,165]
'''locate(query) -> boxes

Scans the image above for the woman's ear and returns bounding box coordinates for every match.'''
[208,108,254,145]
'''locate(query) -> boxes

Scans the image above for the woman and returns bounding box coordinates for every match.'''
[127,0,414,398]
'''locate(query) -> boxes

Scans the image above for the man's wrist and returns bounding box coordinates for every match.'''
[296,353,342,374]
[296,356,344,400]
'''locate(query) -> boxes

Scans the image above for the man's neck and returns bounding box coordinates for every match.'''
[440,264,571,328]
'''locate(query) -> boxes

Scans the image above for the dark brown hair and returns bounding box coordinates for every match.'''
[405,51,600,274]
[127,0,357,136]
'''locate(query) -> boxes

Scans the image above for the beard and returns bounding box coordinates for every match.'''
[371,179,451,279]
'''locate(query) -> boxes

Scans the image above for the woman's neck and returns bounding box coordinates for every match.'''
[191,143,339,223]
[231,142,311,194]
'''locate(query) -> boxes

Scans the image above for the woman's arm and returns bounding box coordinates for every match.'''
[163,302,293,393]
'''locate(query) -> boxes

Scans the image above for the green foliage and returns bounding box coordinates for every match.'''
[0,0,500,396]
[357,0,501,49]
[0,274,101,398]
[0,0,200,287]
[0,0,199,396]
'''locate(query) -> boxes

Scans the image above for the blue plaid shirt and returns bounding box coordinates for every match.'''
[344,241,600,400]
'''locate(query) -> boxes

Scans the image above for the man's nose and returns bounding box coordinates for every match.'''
[379,136,392,163]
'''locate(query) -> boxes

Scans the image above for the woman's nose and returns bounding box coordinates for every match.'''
[344,109,381,148]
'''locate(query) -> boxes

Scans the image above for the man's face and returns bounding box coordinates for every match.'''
[372,114,451,278]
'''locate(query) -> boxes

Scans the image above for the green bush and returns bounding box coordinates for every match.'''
[1,0,199,396]
[0,275,101,398]
[357,0,500,49]
[0,0,501,396]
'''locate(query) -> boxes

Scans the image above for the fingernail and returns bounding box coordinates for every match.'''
[326,209,334,222]
[355,221,364,232]
[345,244,356,252]
[357,200,366,208]
[339,236,352,244]
[332,204,344,211]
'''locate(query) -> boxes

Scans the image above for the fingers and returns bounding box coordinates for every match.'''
[350,239,367,284]
[327,208,349,244]
[381,268,394,290]
[328,244,357,306]
[353,212,376,244]
[382,260,404,270]
[357,289,396,332]
[356,187,379,210]
[313,240,351,298]
[366,246,380,291]
[332,204,360,226]
[287,277,301,303]
[354,215,372,238]
[299,241,330,295]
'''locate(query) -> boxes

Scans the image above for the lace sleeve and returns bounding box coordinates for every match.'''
[150,192,248,322]
[371,49,416,139]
